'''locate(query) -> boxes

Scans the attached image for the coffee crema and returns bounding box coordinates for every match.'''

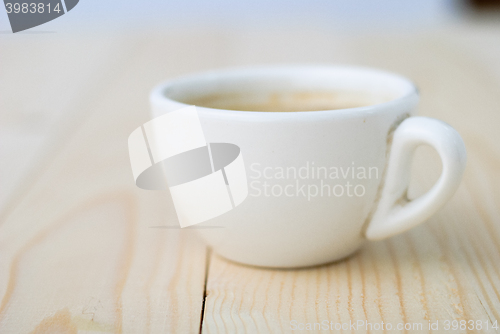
[183,91,392,112]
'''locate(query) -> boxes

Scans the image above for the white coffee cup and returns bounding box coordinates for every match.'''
[150,65,466,268]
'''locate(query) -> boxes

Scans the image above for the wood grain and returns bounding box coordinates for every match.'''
[1,26,500,333]
[0,34,213,333]
[201,34,500,334]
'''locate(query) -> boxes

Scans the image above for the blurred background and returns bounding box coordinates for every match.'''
[1,0,500,210]
[0,0,493,33]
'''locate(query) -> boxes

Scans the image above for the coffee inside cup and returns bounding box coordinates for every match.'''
[162,68,408,112]
[178,90,392,112]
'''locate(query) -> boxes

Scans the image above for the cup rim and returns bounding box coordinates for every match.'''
[150,65,419,119]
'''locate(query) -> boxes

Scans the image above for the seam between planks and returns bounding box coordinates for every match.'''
[200,247,212,334]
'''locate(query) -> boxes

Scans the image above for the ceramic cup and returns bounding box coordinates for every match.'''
[150,65,466,268]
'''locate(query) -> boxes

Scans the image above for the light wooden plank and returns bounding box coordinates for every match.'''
[0,32,229,333]
[0,34,122,211]
[201,33,500,333]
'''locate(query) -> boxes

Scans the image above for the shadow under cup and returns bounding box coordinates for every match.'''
[151,66,419,268]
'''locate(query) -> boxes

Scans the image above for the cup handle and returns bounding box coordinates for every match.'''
[365,116,467,240]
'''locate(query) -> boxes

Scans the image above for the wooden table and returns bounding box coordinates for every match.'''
[1,24,500,333]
